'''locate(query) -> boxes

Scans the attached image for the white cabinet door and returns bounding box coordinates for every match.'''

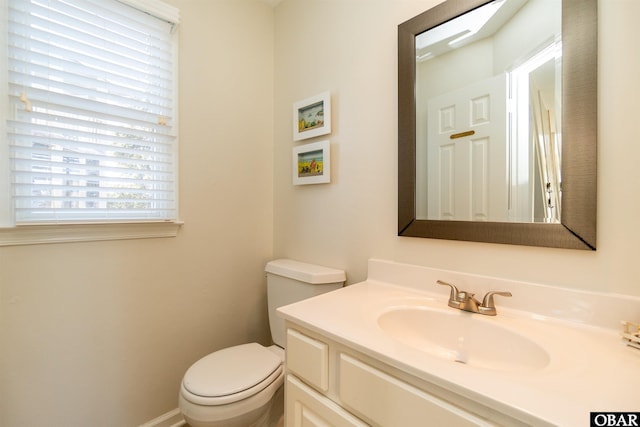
[286,329,330,392]
[286,375,368,427]
[339,354,494,427]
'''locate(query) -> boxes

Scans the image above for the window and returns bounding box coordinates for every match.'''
[1,0,180,245]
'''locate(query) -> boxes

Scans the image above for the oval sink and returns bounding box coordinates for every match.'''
[377,307,550,372]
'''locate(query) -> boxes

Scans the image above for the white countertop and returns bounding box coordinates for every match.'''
[277,260,640,427]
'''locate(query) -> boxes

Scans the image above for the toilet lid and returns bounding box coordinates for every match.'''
[183,343,282,400]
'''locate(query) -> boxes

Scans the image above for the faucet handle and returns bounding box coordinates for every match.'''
[479,291,512,316]
[436,280,459,301]
[437,280,464,309]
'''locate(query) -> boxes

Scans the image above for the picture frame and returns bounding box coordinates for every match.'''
[293,91,331,141]
[292,140,330,185]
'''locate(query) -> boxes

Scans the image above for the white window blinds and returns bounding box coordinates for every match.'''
[7,0,179,224]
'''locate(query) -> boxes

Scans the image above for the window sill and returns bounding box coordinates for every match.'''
[0,221,183,247]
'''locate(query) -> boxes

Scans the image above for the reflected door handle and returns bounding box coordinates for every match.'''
[450,130,475,139]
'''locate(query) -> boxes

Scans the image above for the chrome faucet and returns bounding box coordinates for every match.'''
[436,280,511,316]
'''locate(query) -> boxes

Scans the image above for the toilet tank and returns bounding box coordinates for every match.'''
[265,259,345,347]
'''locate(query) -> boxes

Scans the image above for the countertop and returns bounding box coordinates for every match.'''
[278,270,640,426]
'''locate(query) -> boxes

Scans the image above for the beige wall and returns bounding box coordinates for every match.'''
[2,0,639,426]
[0,1,275,426]
[273,0,640,296]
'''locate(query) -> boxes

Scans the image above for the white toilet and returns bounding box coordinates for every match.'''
[179,259,346,427]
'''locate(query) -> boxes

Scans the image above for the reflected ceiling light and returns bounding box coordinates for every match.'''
[416,0,507,51]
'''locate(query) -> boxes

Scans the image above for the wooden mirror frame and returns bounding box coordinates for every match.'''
[398,0,597,250]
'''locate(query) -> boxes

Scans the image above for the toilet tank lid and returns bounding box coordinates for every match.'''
[265,259,345,284]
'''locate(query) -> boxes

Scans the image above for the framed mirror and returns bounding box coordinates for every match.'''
[398,0,597,250]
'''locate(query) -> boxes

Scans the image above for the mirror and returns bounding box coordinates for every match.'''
[398,0,597,250]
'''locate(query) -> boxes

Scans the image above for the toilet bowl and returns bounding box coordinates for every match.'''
[179,344,284,427]
[179,259,345,427]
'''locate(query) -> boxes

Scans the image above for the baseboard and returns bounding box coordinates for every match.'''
[138,408,186,427]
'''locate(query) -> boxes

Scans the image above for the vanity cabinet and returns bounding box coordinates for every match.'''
[279,260,640,426]
[284,325,519,427]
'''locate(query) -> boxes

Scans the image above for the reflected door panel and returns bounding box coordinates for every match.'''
[427,74,507,221]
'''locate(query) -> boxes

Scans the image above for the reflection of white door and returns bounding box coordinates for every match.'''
[427,74,507,221]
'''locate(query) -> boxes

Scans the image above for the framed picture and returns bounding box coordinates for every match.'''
[292,140,330,185]
[293,91,331,141]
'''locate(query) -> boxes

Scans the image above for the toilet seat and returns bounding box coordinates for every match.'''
[181,343,283,406]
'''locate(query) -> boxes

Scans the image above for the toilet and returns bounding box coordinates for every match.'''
[179,259,346,427]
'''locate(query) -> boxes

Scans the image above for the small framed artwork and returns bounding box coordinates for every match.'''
[293,91,331,141]
[292,140,330,185]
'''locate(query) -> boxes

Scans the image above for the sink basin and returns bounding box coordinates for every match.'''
[377,307,550,372]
